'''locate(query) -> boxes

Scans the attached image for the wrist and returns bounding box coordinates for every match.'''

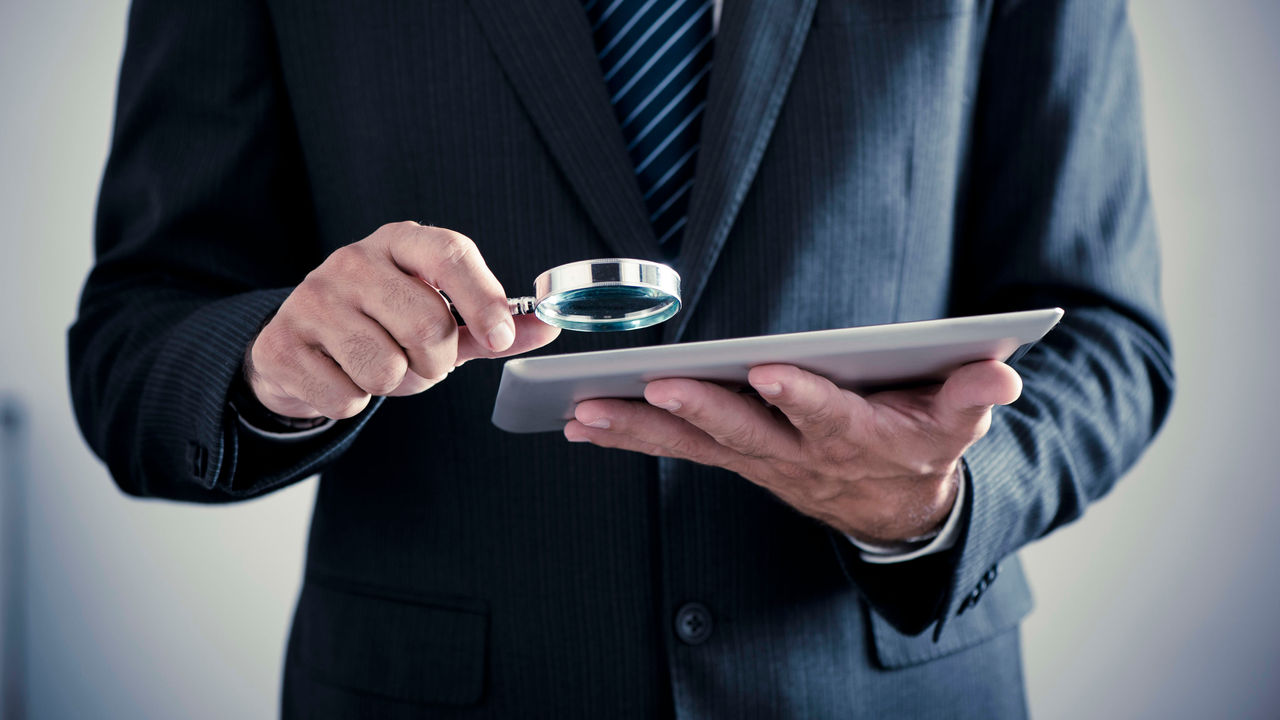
[842,464,962,545]
[850,463,967,563]
[228,368,330,433]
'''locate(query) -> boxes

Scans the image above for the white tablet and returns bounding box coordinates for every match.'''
[491,308,1064,433]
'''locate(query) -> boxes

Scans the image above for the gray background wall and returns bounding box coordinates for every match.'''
[1,1,1276,717]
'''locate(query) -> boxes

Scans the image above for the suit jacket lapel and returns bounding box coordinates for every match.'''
[465,0,659,261]
[665,0,818,343]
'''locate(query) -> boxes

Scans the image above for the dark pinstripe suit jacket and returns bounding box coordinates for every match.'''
[70,0,1173,717]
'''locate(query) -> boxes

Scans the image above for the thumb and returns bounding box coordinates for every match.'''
[933,360,1022,429]
[455,313,562,365]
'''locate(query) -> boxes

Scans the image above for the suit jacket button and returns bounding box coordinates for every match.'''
[674,603,713,645]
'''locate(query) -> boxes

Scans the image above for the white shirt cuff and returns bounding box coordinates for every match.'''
[236,412,338,441]
[846,471,966,564]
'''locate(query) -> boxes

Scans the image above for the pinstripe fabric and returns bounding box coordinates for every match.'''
[71,0,1172,717]
[465,0,661,261]
[585,0,715,249]
[662,0,818,342]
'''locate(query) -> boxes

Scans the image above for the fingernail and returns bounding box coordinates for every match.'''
[756,382,782,397]
[487,322,515,352]
[567,434,591,443]
[583,418,611,429]
[652,399,682,412]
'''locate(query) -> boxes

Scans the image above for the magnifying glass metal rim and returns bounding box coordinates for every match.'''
[448,258,682,332]
[529,257,681,332]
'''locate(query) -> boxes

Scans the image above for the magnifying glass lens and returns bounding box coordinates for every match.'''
[535,284,681,332]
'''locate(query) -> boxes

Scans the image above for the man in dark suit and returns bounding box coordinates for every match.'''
[70,0,1173,717]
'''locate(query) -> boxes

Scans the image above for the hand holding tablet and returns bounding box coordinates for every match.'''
[544,309,1062,546]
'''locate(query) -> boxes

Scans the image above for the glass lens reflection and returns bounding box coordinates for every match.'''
[535,285,680,332]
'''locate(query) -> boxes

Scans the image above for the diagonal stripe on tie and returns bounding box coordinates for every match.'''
[585,0,714,249]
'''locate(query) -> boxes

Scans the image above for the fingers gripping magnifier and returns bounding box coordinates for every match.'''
[449,258,681,332]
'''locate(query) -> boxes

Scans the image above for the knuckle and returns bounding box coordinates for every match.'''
[379,220,421,242]
[288,277,327,313]
[418,361,454,382]
[665,433,704,461]
[339,331,382,372]
[801,406,846,437]
[297,371,334,412]
[717,420,759,451]
[410,346,458,381]
[412,372,445,391]
[408,312,456,348]
[483,298,515,322]
[343,340,406,396]
[364,359,408,396]
[325,244,367,276]
[332,395,371,420]
[259,329,299,373]
[310,383,368,420]
[380,274,419,313]
[433,231,477,270]
[818,441,859,466]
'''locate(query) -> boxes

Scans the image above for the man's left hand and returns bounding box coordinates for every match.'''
[564,360,1022,545]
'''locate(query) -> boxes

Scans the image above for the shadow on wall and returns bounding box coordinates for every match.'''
[1,395,27,720]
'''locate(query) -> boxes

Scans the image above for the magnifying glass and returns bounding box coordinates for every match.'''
[449,258,681,332]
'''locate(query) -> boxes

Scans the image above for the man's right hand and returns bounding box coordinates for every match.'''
[245,221,561,420]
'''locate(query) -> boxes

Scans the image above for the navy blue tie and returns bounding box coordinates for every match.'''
[583,0,715,249]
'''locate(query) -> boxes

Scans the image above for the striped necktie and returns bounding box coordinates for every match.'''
[583,0,715,250]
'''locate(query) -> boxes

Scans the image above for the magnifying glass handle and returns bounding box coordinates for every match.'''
[447,296,537,327]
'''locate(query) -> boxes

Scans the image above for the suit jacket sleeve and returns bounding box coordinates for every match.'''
[68,0,380,502]
[836,0,1175,637]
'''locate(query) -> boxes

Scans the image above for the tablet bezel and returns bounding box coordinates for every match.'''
[491,308,1064,433]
